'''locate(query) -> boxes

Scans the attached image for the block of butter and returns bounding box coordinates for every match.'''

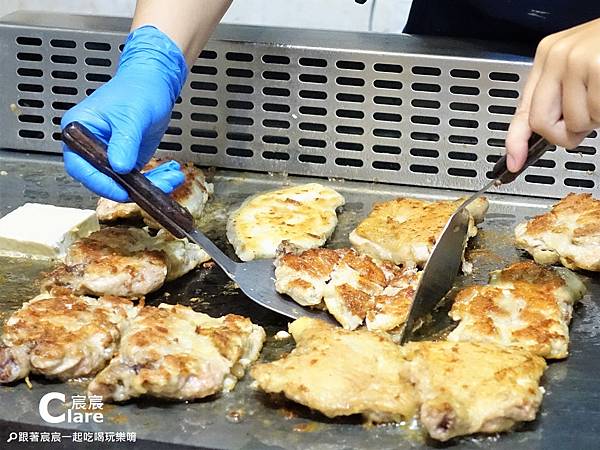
[0,203,99,259]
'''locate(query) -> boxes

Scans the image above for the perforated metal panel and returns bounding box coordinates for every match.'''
[1,12,598,198]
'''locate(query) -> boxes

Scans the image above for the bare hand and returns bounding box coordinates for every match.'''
[506,18,600,172]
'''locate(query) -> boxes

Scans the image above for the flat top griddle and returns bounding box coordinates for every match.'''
[1,150,599,450]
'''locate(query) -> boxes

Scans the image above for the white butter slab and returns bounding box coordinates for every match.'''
[0,203,99,259]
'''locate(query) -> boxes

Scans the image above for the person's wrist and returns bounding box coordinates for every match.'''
[119,25,188,102]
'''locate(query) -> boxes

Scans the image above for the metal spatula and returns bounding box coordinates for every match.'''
[399,133,553,343]
[62,121,335,324]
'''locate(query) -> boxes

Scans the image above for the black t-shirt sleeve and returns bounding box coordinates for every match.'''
[404,0,600,43]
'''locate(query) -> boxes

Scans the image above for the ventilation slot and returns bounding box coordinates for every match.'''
[450,102,478,112]
[192,65,218,75]
[50,39,76,48]
[336,158,363,167]
[199,50,217,59]
[263,135,289,145]
[489,88,518,99]
[525,175,554,185]
[16,36,42,46]
[263,71,290,81]
[373,145,400,154]
[412,99,440,109]
[411,164,438,174]
[227,116,253,126]
[374,96,401,106]
[227,84,253,94]
[374,63,402,73]
[226,52,253,62]
[299,122,326,132]
[411,148,439,158]
[489,72,519,82]
[336,60,365,70]
[300,74,327,84]
[450,86,479,96]
[263,119,290,129]
[336,93,364,103]
[85,42,111,51]
[299,57,327,67]
[374,80,402,90]
[337,109,364,119]
[51,55,76,64]
[450,69,480,79]
[263,151,290,160]
[412,66,441,76]
[300,90,326,100]
[227,148,253,158]
[373,161,400,171]
[17,52,42,62]
[299,154,326,164]
[299,138,326,148]
[337,142,363,152]
[262,55,290,65]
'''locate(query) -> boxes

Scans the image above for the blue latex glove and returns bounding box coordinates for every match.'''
[61,26,188,202]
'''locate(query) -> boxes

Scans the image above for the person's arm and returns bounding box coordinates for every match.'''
[131,0,232,67]
[61,0,232,202]
[506,18,600,172]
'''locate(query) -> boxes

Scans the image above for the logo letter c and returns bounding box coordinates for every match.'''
[39,392,66,424]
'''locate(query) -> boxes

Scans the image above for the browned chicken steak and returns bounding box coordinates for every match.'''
[402,340,546,442]
[88,304,265,402]
[96,159,213,226]
[251,317,419,422]
[252,318,546,442]
[42,227,209,297]
[448,261,585,359]
[0,292,137,383]
[349,196,488,271]
[515,193,600,271]
[227,183,345,261]
[274,248,420,331]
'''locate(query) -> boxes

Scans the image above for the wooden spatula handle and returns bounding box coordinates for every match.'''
[490,132,553,184]
[62,121,195,239]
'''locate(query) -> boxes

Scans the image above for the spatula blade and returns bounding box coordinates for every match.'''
[400,208,470,343]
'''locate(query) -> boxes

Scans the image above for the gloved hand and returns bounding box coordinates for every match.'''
[61,25,188,202]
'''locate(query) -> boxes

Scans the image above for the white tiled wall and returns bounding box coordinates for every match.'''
[0,0,412,33]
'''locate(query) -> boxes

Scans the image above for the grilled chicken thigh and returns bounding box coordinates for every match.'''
[402,340,546,441]
[227,183,345,261]
[0,292,137,383]
[88,304,265,402]
[42,227,209,297]
[96,160,213,226]
[251,317,419,422]
[448,261,585,359]
[252,318,546,441]
[275,248,420,332]
[515,193,600,271]
[349,197,488,270]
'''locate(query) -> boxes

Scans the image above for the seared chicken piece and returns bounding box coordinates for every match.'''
[0,292,137,383]
[96,159,213,226]
[349,197,488,270]
[275,248,420,331]
[448,261,585,359]
[252,318,545,441]
[96,199,140,222]
[251,317,419,422]
[88,304,265,402]
[402,340,546,442]
[42,227,209,297]
[227,183,345,261]
[515,193,600,271]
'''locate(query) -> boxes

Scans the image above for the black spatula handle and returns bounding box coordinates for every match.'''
[62,121,195,239]
[491,132,553,184]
